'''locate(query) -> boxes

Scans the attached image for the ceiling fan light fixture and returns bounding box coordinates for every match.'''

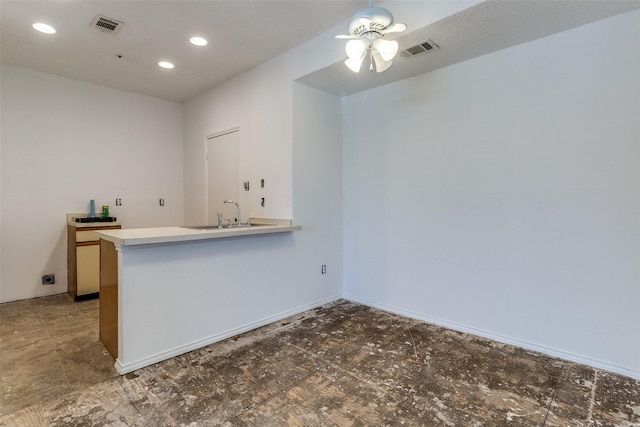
[371,50,393,73]
[345,39,368,59]
[373,38,398,62]
[345,57,365,73]
[336,4,405,74]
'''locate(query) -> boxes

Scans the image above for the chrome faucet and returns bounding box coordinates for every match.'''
[223,200,241,225]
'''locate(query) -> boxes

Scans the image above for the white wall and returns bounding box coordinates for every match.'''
[0,66,183,302]
[178,1,475,333]
[182,66,293,224]
[343,10,640,378]
[292,83,343,297]
[0,1,472,305]
[182,44,345,318]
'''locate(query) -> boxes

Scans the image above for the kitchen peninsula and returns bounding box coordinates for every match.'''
[96,219,301,374]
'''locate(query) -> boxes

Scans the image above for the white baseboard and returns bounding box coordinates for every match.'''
[344,294,640,381]
[115,294,341,375]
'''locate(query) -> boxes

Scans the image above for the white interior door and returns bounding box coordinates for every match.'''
[207,130,240,223]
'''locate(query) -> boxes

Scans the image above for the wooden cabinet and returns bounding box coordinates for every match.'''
[67,224,121,301]
[100,239,119,358]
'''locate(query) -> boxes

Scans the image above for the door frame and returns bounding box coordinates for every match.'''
[204,127,240,223]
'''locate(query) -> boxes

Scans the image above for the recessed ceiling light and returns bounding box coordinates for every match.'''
[158,61,175,69]
[190,36,208,46]
[33,23,56,34]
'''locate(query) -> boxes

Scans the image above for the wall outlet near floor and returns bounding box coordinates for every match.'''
[42,274,55,285]
[321,265,327,275]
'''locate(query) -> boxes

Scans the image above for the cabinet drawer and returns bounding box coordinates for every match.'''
[76,230,101,242]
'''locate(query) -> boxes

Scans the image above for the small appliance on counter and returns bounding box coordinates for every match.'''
[67,213,122,301]
[75,216,118,223]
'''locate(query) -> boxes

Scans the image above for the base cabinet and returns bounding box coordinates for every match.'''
[67,224,121,300]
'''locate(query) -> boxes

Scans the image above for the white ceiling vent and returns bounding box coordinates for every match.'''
[90,15,124,35]
[399,39,439,58]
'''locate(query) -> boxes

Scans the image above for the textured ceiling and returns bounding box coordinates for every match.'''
[2,1,639,102]
[298,0,640,96]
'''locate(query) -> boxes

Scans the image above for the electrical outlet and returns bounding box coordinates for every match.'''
[115,198,122,206]
[261,197,265,207]
[42,274,55,285]
[159,198,165,206]
[321,265,327,275]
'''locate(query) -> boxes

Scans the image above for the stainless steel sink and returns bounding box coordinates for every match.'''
[180,225,223,231]
[180,223,268,231]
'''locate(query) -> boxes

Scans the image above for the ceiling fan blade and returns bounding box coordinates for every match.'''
[335,34,357,39]
[381,22,407,34]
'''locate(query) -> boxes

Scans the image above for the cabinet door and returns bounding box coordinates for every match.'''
[76,244,100,295]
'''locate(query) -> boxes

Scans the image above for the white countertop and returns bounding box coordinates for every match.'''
[95,218,300,246]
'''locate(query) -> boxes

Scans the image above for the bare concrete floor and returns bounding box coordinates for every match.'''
[0,294,638,426]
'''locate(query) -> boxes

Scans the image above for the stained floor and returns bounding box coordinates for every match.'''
[0,295,638,426]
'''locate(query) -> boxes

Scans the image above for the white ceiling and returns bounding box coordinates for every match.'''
[2,1,639,102]
[0,0,369,102]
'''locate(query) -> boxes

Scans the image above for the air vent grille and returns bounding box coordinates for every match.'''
[400,39,439,58]
[90,15,124,35]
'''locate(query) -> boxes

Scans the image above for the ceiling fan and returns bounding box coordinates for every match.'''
[335,4,407,73]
